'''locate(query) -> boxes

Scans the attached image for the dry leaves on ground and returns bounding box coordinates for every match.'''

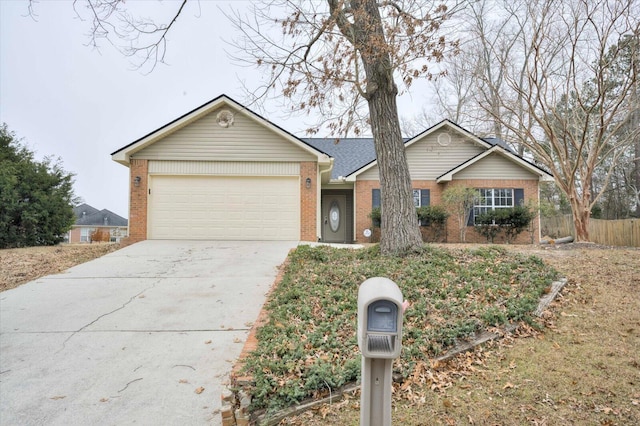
[0,243,121,292]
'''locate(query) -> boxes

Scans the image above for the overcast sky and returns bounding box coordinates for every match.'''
[1,1,431,219]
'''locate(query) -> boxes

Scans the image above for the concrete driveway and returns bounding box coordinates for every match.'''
[0,240,297,425]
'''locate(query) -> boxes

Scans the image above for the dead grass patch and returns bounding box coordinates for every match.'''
[0,243,121,292]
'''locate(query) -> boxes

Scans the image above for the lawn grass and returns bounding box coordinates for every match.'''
[240,244,560,415]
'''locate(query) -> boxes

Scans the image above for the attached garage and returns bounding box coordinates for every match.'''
[111,95,333,243]
[148,175,300,240]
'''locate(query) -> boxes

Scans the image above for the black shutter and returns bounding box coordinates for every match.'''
[467,189,479,226]
[514,188,524,206]
[467,208,475,226]
[372,189,381,209]
[420,189,430,206]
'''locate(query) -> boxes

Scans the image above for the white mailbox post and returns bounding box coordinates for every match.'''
[357,277,403,426]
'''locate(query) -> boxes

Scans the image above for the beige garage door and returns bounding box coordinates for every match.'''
[148,175,300,240]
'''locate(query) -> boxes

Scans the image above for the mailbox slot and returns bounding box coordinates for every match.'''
[367,300,398,332]
[357,277,403,359]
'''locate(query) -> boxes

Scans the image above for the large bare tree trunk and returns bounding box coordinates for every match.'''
[572,206,590,242]
[342,0,423,254]
[635,138,640,217]
[367,80,422,254]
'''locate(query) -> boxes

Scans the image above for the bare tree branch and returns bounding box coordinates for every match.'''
[68,0,189,72]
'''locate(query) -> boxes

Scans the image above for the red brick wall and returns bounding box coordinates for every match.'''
[128,159,148,242]
[300,162,318,242]
[354,178,541,244]
[68,228,81,243]
[354,180,378,243]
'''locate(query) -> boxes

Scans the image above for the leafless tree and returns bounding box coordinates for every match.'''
[226,0,461,254]
[31,0,462,254]
[489,0,639,241]
[36,0,191,72]
[433,0,640,230]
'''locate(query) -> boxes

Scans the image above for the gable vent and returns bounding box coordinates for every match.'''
[437,132,451,146]
[216,110,235,128]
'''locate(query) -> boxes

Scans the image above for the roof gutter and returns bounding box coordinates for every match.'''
[319,157,334,184]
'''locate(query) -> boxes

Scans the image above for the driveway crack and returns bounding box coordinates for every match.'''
[56,280,159,353]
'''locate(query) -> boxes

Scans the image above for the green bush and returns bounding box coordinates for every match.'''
[416,205,448,226]
[242,245,559,414]
[369,207,381,227]
[370,205,449,231]
[501,205,536,243]
[417,205,449,242]
[475,205,535,243]
[475,210,501,242]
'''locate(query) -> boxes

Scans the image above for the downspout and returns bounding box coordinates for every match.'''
[318,158,334,241]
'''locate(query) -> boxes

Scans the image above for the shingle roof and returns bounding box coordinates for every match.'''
[73,204,128,227]
[482,137,515,153]
[304,133,521,179]
[73,203,100,219]
[302,138,378,179]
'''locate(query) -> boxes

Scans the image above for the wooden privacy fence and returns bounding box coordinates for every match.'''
[541,215,640,248]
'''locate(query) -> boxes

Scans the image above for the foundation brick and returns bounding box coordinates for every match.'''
[354,178,541,244]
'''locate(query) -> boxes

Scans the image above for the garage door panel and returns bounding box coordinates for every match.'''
[148,175,300,240]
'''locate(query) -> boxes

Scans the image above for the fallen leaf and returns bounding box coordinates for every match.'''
[50,396,66,400]
[204,340,212,344]
[503,382,514,390]
[179,379,188,384]
[195,386,205,394]
[100,398,109,402]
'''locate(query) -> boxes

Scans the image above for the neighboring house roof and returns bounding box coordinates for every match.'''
[73,203,100,219]
[73,204,128,227]
[111,94,332,167]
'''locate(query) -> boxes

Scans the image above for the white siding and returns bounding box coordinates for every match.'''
[134,107,316,162]
[148,160,300,176]
[148,175,300,240]
[357,132,485,180]
[453,154,539,180]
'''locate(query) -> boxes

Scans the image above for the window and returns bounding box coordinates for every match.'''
[472,188,517,224]
[413,190,421,207]
[373,189,430,209]
[80,228,92,242]
[372,188,430,225]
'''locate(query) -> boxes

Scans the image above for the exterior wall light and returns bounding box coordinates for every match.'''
[305,177,312,189]
[134,176,141,187]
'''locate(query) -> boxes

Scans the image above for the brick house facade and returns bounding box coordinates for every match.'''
[112,95,552,244]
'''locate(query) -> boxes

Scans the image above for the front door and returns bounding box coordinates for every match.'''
[322,194,347,243]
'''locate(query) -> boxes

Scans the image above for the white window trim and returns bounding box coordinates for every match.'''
[412,189,422,208]
[473,188,514,224]
[80,228,92,242]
